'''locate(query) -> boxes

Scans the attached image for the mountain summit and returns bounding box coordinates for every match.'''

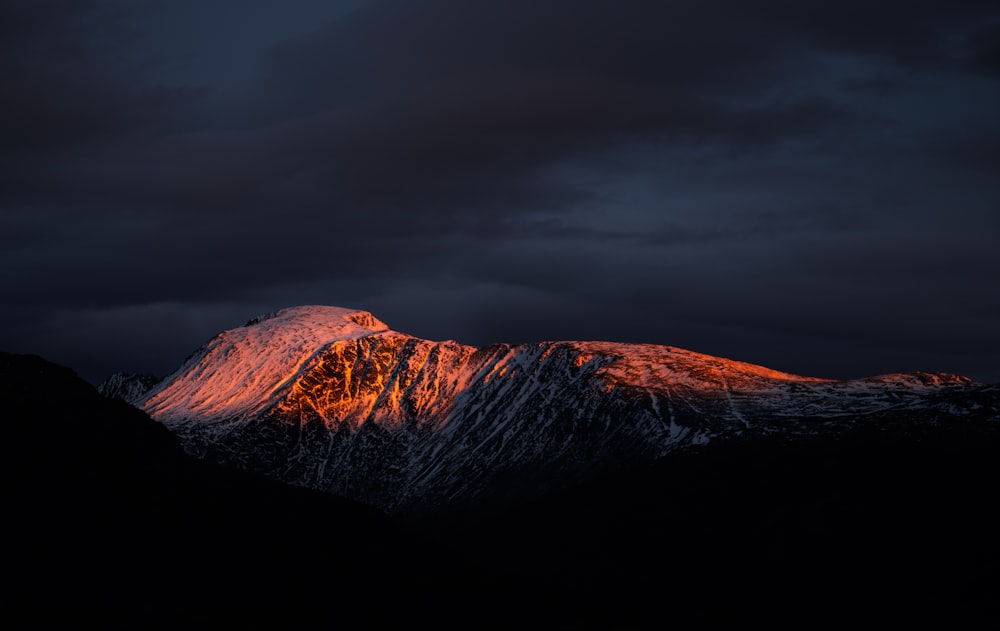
[120,305,997,514]
[144,306,389,422]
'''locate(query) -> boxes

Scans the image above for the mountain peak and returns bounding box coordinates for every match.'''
[242,305,389,332]
[144,305,392,422]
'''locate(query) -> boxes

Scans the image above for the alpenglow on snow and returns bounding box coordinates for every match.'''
[108,306,996,514]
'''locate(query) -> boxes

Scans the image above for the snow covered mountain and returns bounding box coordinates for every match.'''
[123,305,998,514]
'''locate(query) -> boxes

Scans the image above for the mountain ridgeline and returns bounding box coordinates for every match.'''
[108,305,999,516]
[7,305,1000,626]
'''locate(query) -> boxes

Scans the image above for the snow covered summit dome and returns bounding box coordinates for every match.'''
[143,306,390,422]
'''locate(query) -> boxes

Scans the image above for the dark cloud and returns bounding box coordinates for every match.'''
[1,0,998,384]
[963,19,1000,77]
[840,75,908,93]
[928,128,1000,172]
[0,1,202,149]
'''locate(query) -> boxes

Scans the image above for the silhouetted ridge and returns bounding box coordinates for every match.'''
[1,352,462,628]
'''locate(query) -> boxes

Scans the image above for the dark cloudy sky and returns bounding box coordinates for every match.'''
[2,0,998,385]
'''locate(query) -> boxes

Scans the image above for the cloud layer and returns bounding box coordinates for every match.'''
[2,0,998,383]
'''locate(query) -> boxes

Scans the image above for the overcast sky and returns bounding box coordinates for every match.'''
[2,0,998,385]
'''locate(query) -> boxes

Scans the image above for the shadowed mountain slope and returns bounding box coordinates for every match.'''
[128,306,998,515]
[2,352,459,628]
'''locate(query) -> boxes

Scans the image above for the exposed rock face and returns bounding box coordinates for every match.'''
[96,371,160,404]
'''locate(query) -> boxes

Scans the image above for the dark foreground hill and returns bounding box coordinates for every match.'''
[2,352,458,628]
[4,351,998,628]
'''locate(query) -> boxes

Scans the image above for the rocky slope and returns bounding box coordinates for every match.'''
[123,305,997,514]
